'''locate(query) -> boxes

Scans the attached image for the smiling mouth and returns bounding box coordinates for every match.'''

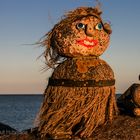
[76,38,98,48]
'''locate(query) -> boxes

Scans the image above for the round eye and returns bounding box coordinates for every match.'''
[95,23,103,30]
[76,23,85,29]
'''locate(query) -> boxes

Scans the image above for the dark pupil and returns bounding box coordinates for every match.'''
[77,23,84,28]
[98,23,102,29]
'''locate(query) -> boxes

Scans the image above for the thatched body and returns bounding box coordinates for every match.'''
[38,6,118,139]
[38,57,118,138]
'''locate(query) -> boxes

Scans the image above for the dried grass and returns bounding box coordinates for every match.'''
[38,86,118,138]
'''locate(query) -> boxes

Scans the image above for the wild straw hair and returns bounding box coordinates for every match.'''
[40,7,112,69]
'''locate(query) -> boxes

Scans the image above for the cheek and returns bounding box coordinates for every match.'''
[55,32,78,55]
[57,33,75,47]
[98,32,110,46]
[56,26,76,45]
[62,30,85,48]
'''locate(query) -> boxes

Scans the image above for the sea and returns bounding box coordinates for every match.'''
[0,94,43,132]
[0,94,121,132]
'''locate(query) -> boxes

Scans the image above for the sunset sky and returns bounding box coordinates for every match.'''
[0,0,140,94]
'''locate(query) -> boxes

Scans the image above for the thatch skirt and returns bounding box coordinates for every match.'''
[38,85,118,138]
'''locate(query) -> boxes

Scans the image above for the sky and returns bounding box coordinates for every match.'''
[0,0,140,94]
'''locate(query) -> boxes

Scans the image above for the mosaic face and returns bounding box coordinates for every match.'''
[54,16,110,57]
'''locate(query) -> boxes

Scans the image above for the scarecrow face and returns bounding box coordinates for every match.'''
[54,16,110,57]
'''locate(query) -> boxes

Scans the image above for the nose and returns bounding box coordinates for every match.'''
[85,24,94,37]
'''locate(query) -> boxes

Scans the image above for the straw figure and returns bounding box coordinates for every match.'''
[38,6,118,138]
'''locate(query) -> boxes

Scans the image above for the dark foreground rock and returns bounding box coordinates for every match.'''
[0,115,140,140]
[0,122,17,135]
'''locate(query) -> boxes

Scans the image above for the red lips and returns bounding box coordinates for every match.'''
[76,38,98,48]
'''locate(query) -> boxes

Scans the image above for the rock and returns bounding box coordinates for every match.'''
[133,86,140,107]
[117,83,140,116]
[0,122,17,135]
